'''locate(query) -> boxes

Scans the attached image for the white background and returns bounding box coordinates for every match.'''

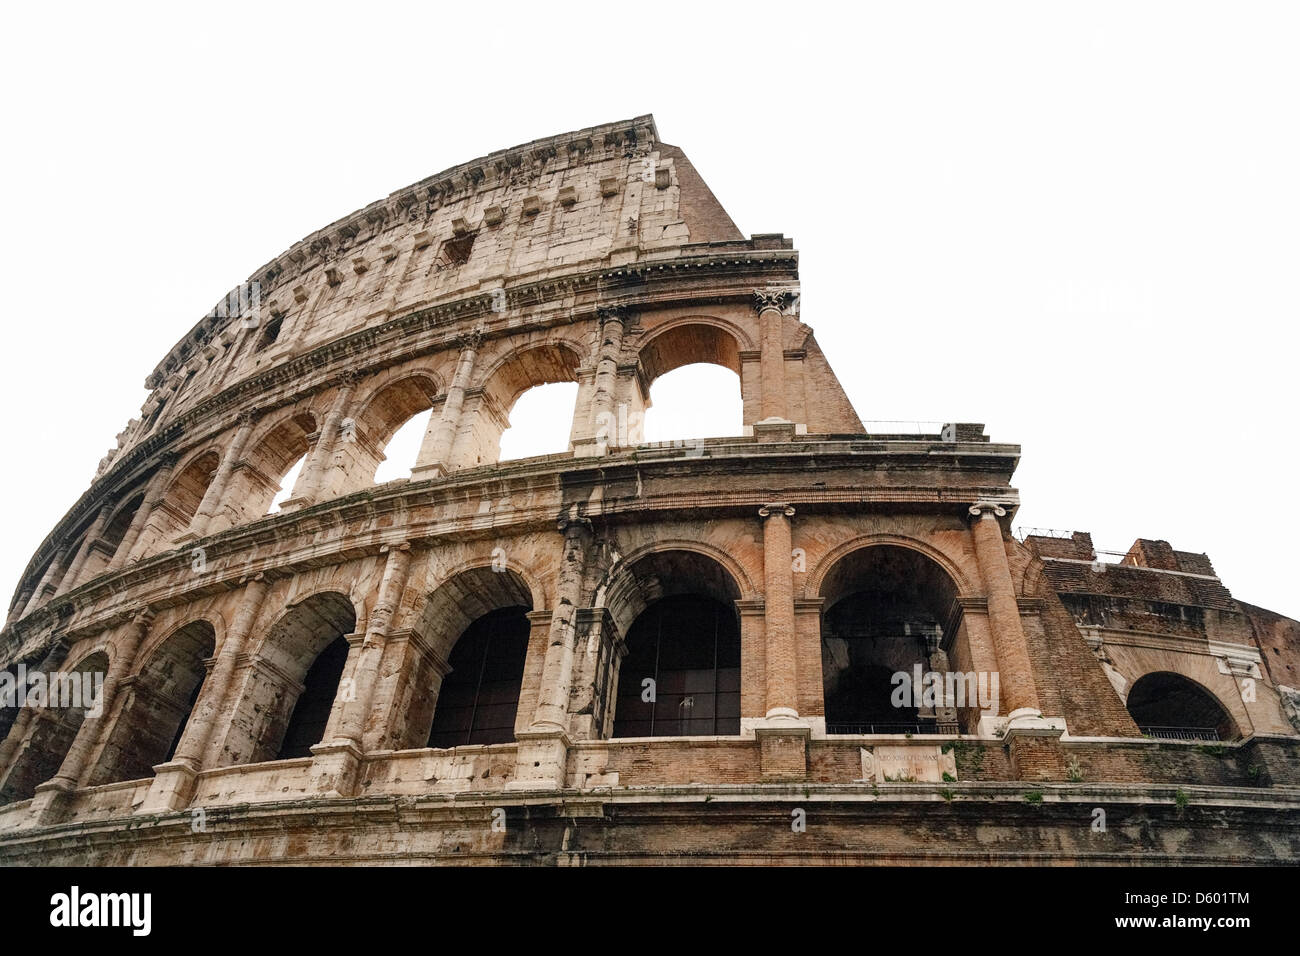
[1,2,1296,618]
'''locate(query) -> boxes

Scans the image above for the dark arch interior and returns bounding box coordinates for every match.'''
[258,592,357,762]
[820,546,960,734]
[277,635,351,759]
[613,594,741,738]
[88,620,216,786]
[427,605,530,748]
[1126,672,1239,741]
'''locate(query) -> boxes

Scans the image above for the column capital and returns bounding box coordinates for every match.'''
[758,503,795,519]
[236,408,260,427]
[557,513,593,537]
[456,328,485,351]
[335,368,365,389]
[752,288,796,315]
[155,449,182,469]
[596,304,632,326]
[968,501,1008,519]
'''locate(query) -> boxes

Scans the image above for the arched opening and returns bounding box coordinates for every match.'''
[334,375,440,495]
[136,450,221,554]
[1126,672,1240,741]
[268,456,306,513]
[819,545,966,735]
[0,651,109,803]
[244,592,357,763]
[639,323,745,443]
[214,412,315,531]
[372,409,432,484]
[608,550,743,739]
[100,493,144,562]
[643,364,743,442]
[87,621,216,786]
[410,567,535,752]
[500,382,579,460]
[277,635,350,759]
[427,606,530,747]
[470,344,582,467]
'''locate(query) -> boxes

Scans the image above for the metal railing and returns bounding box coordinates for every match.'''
[826,722,947,736]
[1138,725,1221,742]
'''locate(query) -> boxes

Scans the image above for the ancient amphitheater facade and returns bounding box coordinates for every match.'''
[1,115,1297,865]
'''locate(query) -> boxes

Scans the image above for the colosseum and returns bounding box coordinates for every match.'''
[1,115,1297,866]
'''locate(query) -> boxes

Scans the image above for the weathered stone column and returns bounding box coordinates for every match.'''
[412,330,481,479]
[968,502,1039,717]
[589,306,629,451]
[138,574,270,812]
[184,412,256,539]
[754,289,793,422]
[311,543,412,796]
[759,504,799,719]
[60,499,117,591]
[108,453,178,571]
[285,373,358,507]
[511,514,592,789]
[20,546,74,617]
[31,608,153,823]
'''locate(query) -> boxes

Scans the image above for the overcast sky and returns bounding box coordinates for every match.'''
[2,2,1296,619]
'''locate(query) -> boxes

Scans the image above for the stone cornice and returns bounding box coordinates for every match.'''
[3,439,1021,648]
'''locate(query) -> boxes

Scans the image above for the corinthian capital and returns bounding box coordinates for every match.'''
[456,329,485,352]
[752,289,795,315]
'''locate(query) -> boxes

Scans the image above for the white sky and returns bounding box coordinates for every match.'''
[1,2,1296,619]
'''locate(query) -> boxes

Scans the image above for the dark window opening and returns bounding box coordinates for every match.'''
[276,635,349,759]
[164,676,205,763]
[822,590,943,734]
[255,315,283,352]
[427,605,529,748]
[613,594,741,738]
[439,233,476,267]
[1126,672,1238,741]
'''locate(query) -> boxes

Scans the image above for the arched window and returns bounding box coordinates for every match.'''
[607,549,744,739]
[87,621,216,786]
[0,651,109,803]
[819,545,963,735]
[372,408,432,483]
[500,382,578,460]
[643,364,742,442]
[427,606,530,748]
[277,635,350,759]
[235,591,356,764]
[613,595,740,738]
[1126,672,1240,741]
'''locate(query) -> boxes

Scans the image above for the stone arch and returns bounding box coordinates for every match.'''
[602,547,745,739]
[597,540,754,630]
[131,447,222,556]
[237,590,358,763]
[343,371,443,488]
[0,649,110,803]
[87,619,217,786]
[636,318,747,384]
[814,542,981,734]
[213,409,318,530]
[406,566,536,752]
[808,534,978,602]
[634,319,746,441]
[1125,670,1243,742]
[459,341,584,467]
